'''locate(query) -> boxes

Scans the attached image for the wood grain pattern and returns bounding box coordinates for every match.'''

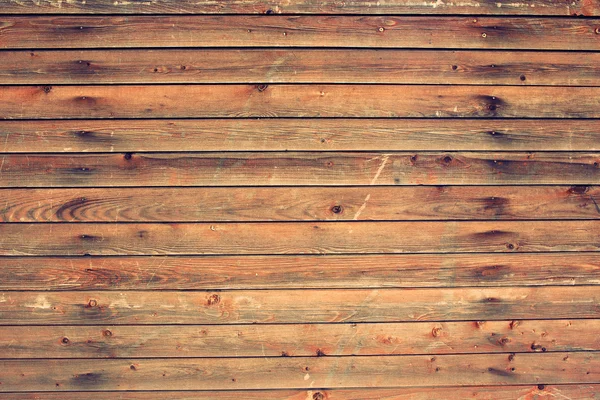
[1,287,599,324]
[0,253,598,290]
[3,186,600,222]
[1,386,599,399]
[2,17,600,50]
[2,0,598,16]
[4,50,600,86]
[1,221,599,256]
[3,85,600,119]
[2,119,600,153]
[1,320,598,358]
[0,353,599,391]
[1,152,599,188]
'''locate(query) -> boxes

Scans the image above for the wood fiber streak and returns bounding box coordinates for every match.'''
[1,221,599,256]
[0,353,599,391]
[2,17,600,50]
[0,254,598,290]
[3,85,600,119]
[1,320,598,358]
[0,287,599,324]
[1,153,599,187]
[2,186,600,222]
[2,0,598,15]
[2,119,600,153]
[5,50,600,86]
[1,386,599,399]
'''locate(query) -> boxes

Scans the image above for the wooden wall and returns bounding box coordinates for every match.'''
[1,0,600,398]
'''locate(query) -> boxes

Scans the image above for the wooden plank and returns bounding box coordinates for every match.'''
[0,253,599,290]
[2,119,600,153]
[1,0,598,16]
[1,287,599,324]
[3,85,600,119]
[1,221,599,256]
[3,186,600,222]
[5,50,600,86]
[1,320,598,358]
[2,17,600,50]
[0,152,599,188]
[0,353,599,390]
[1,386,599,399]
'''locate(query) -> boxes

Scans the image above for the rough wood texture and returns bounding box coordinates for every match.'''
[3,85,600,119]
[3,186,600,222]
[1,287,599,324]
[0,353,599,391]
[1,386,600,399]
[1,221,599,256]
[0,254,598,290]
[2,119,600,153]
[4,50,600,86]
[1,152,599,187]
[1,320,598,358]
[2,0,598,15]
[2,17,600,50]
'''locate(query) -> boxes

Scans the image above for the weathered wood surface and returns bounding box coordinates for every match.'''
[1,386,599,399]
[1,320,598,358]
[0,353,599,391]
[3,186,600,222]
[1,153,599,187]
[2,17,600,50]
[1,287,599,324]
[2,0,598,15]
[2,119,600,153]
[1,254,598,290]
[3,85,600,119]
[1,221,599,256]
[4,50,600,86]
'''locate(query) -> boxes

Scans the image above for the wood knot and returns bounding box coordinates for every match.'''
[538,384,545,390]
[102,329,112,337]
[207,294,220,306]
[265,8,275,14]
[531,343,547,352]
[130,365,137,371]
[509,320,520,329]
[595,27,600,34]
[316,349,326,357]
[451,65,458,70]
[313,392,325,400]
[331,205,343,214]
[42,85,52,94]
[124,153,132,160]
[506,243,515,250]
[61,337,70,344]
[442,155,453,164]
[256,84,269,92]
[520,74,526,81]
[508,353,515,361]
[498,337,511,346]
[568,185,589,195]
[281,351,290,357]
[431,326,443,337]
[86,299,98,308]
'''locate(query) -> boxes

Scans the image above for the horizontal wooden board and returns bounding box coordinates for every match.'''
[1,253,599,290]
[1,386,599,400]
[3,85,600,119]
[2,119,600,153]
[5,50,600,86]
[1,221,599,256]
[2,0,598,16]
[1,287,599,324]
[0,353,599,390]
[2,17,600,50]
[1,320,598,358]
[3,186,600,222]
[1,152,599,187]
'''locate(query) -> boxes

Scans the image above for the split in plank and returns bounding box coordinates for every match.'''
[1,287,599,324]
[2,186,600,222]
[2,119,600,153]
[0,152,598,187]
[1,221,600,256]
[2,16,600,50]
[0,353,599,390]
[1,320,598,358]
[0,253,599,290]
[3,85,600,119]
[4,50,600,86]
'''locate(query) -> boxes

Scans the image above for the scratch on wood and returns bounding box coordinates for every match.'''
[353,194,371,220]
[590,195,600,214]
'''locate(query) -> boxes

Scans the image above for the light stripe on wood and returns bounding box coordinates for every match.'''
[2,17,600,50]
[1,320,597,358]
[1,221,599,256]
[0,153,599,187]
[4,50,600,86]
[1,287,599,324]
[0,254,598,290]
[3,85,600,119]
[0,353,598,391]
[2,119,600,153]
